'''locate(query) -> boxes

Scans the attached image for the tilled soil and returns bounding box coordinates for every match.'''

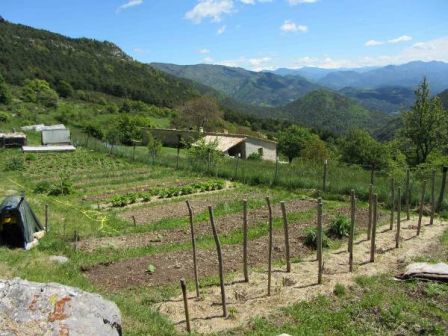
[78,199,315,252]
[157,217,447,334]
[85,207,376,290]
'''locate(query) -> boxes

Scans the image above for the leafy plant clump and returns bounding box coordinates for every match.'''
[304,227,329,249]
[34,179,74,196]
[327,215,351,239]
[108,180,225,207]
[4,156,25,171]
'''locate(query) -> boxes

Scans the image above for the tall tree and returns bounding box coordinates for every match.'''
[277,125,313,163]
[402,78,448,165]
[175,96,222,131]
[0,73,11,105]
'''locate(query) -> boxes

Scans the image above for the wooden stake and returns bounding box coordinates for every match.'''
[243,199,249,283]
[370,194,378,262]
[390,178,395,230]
[273,156,279,185]
[396,187,401,248]
[367,184,373,240]
[186,201,200,298]
[417,180,427,236]
[132,216,136,227]
[266,196,273,296]
[208,206,227,317]
[322,160,328,192]
[406,169,411,220]
[430,169,436,225]
[349,190,356,272]
[180,278,191,334]
[317,198,323,284]
[45,204,49,233]
[280,201,291,273]
[370,165,375,185]
[437,166,447,212]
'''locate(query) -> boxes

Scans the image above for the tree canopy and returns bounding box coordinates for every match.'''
[277,125,314,163]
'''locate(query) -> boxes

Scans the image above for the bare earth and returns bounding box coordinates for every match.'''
[156,217,448,334]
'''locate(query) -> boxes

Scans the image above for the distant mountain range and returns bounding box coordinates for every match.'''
[272,61,448,94]
[151,63,320,107]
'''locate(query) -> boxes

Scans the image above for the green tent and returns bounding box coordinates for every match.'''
[0,196,44,249]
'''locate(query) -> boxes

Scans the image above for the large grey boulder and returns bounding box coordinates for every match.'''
[0,278,122,336]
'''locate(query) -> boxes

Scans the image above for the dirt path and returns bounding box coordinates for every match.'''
[78,199,315,252]
[156,217,447,334]
[84,207,375,290]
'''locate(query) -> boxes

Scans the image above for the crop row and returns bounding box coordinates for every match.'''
[109,180,226,207]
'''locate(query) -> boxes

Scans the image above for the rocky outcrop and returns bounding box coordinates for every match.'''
[0,278,122,336]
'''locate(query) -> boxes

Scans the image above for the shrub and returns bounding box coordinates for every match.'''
[247,152,262,161]
[327,215,351,238]
[333,283,346,296]
[4,157,25,171]
[0,111,11,122]
[48,178,73,196]
[34,181,52,194]
[304,227,329,249]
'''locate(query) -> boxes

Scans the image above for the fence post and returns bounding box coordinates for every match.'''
[132,142,136,161]
[437,166,447,212]
[186,201,200,298]
[273,156,279,185]
[430,169,436,225]
[370,194,378,262]
[396,187,401,248]
[406,169,411,220]
[132,215,136,227]
[370,164,375,185]
[322,160,328,192]
[266,196,273,296]
[208,206,227,317]
[280,201,291,273]
[367,184,373,240]
[349,190,356,272]
[243,199,249,283]
[180,278,191,334]
[417,180,427,236]
[176,146,180,170]
[390,179,395,230]
[317,198,323,284]
[45,204,49,233]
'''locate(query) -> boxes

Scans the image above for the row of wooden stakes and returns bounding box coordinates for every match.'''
[178,178,438,333]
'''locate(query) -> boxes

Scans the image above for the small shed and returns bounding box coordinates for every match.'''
[42,129,71,146]
[0,133,27,148]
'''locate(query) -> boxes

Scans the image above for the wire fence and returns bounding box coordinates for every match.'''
[72,132,447,211]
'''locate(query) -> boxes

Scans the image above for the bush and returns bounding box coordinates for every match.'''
[0,111,11,122]
[4,157,25,171]
[247,152,262,161]
[304,227,329,249]
[34,178,73,196]
[333,283,346,296]
[327,215,351,238]
[23,79,58,107]
[34,181,52,194]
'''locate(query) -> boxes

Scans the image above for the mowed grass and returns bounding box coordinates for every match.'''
[1,147,447,336]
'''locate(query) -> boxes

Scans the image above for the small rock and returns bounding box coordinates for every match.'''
[49,256,69,264]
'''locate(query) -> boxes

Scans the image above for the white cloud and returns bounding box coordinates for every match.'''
[117,0,143,12]
[239,0,273,4]
[185,0,234,23]
[199,48,211,54]
[388,35,412,44]
[365,40,384,47]
[217,25,227,34]
[280,20,308,33]
[202,56,214,63]
[365,35,413,47]
[288,0,318,5]
[294,36,448,68]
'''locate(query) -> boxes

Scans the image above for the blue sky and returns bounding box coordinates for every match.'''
[1,0,447,71]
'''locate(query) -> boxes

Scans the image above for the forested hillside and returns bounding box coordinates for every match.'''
[0,19,198,107]
[152,63,320,107]
[283,90,388,134]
